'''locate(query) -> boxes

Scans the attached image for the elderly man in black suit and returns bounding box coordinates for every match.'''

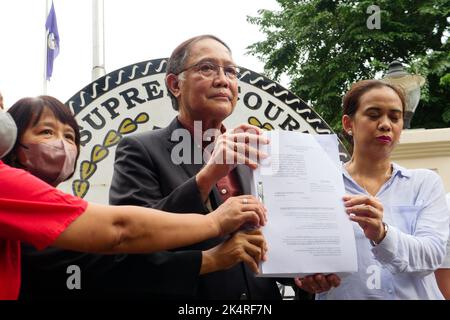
[109,35,281,300]
[109,35,340,299]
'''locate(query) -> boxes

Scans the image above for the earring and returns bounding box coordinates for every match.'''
[348,130,353,136]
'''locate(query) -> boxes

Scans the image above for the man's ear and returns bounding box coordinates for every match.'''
[166,74,181,99]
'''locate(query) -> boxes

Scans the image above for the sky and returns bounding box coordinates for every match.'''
[0,0,280,109]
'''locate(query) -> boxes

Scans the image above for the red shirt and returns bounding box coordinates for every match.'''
[0,161,87,300]
[216,172,241,202]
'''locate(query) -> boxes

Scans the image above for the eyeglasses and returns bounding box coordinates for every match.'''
[178,61,240,80]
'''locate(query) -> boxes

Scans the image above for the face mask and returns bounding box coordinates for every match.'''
[0,111,18,159]
[19,139,77,186]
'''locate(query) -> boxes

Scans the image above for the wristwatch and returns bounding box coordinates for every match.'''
[370,222,388,246]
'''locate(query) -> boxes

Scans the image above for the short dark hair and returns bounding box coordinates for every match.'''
[165,35,232,111]
[3,95,81,181]
[0,90,4,110]
[342,80,406,145]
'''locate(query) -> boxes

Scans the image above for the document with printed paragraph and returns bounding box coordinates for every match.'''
[252,131,357,277]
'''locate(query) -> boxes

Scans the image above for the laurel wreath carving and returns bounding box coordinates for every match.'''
[248,116,275,131]
[72,112,150,198]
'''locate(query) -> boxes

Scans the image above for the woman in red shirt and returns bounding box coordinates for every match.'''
[0,105,267,299]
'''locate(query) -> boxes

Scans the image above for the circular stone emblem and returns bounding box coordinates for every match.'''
[63,58,349,203]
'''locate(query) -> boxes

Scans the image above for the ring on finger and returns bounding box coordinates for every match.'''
[242,198,249,204]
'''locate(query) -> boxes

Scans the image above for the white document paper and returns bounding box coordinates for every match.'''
[252,131,357,277]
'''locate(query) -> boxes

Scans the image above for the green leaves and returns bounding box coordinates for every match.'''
[248,0,450,130]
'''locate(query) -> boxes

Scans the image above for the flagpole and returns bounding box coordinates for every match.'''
[43,0,50,95]
[92,0,106,81]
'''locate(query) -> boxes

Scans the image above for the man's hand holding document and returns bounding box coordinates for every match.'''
[251,130,357,277]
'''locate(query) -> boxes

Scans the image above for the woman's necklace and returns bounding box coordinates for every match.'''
[347,163,393,196]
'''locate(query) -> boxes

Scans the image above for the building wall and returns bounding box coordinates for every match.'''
[391,128,450,193]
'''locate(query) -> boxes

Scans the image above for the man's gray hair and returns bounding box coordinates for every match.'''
[165,35,232,111]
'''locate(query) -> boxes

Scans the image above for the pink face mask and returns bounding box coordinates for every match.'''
[19,139,77,186]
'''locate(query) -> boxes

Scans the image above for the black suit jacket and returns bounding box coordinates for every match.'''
[108,117,281,300]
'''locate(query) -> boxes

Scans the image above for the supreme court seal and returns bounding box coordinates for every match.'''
[62,58,349,203]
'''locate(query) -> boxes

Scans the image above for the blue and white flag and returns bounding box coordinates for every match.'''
[45,2,60,80]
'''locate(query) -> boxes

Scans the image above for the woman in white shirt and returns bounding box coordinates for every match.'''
[435,193,450,299]
[317,80,449,300]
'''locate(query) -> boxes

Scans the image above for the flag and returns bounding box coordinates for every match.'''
[45,2,60,80]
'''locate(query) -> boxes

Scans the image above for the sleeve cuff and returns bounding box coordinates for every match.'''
[371,223,400,267]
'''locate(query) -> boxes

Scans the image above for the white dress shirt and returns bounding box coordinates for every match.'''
[440,194,450,268]
[318,163,449,300]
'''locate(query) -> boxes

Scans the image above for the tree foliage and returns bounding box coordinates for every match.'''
[247,0,450,131]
